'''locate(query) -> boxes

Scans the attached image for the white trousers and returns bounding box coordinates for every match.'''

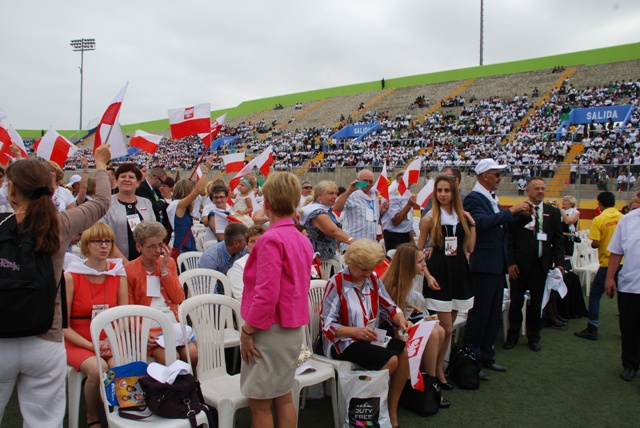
[0,336,66,428]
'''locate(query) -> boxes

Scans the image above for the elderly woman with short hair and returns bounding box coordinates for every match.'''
[320,238,412,428]
[124,220,197,366]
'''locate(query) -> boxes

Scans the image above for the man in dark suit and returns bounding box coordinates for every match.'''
[136,166,168,224]
[504,177,564,352]
[463,159,532,379]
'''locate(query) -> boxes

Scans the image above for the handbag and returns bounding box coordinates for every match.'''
[399,373,441,416]
[120,374,217,428]
[449,345,481,390]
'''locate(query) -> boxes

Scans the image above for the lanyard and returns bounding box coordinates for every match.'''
[355,287,373,326]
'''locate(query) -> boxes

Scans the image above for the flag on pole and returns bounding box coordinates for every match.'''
[168,103,211,140]
[34,128,77,167]
[200,113,227,148]
[416,178,435,209]
[0,125,28,164]
[94,83,128,155]
[211,210,243,224]
[229,146,274,192]
[406,320,438,391]
[195,166,203,183]
[397,158,422,196]
[374,161,390,201]
[222,152,245,174]
[130,130,163,154]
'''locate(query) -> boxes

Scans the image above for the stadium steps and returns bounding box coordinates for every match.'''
[505,67,578,142]
[258,99,329,141]
[349,88,398,122]
[569,59,640,89]
[545,143,584,197]
[415,78,476,123]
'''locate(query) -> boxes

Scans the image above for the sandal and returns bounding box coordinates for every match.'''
[87,421,101,428]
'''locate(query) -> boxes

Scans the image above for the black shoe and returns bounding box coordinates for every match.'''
[440,382,454,391]
[621,368,637,382]
[549,320,567,328]
[483,362,507,372]
[529,342,541,352]
[503,339,517,350]
[439,398,451,409]
[478,370,489,381]
[574,325,598,341]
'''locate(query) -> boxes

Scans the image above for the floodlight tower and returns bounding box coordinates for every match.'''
[70,38,96,131]
[479,0,484,66]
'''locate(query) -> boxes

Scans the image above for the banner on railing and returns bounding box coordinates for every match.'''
[556,104,633,140]
[329,123,381,144]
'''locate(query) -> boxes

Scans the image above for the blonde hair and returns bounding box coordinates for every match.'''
[172,179,195,213]
[44,161,64,182]
[429,176,470,250]
[562,195,577,207]
[344,239,385,270]
[262,172,300,216]
[80,223,116,257]
[381,243,420,308]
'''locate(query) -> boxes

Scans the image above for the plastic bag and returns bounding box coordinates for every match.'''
[338,370,391,428]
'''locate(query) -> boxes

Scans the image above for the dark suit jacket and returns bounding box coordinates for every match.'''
[136,180,166,222]
[508,203,564,274]
[463,190,529,275]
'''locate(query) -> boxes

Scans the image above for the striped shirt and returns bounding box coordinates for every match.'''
[341,189,380,242]
[320,268,400,356]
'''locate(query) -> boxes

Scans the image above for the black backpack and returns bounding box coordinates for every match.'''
[0,213,59,338]
[449,345,481,390]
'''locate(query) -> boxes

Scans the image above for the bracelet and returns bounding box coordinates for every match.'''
[160,270,169,277]
[347,237,355,243]
[241,326,254,336]
[469,223,476,227]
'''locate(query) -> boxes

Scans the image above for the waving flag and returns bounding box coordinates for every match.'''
[374,161,390,201]
[168,103,210,139]
[406,320,438,391]
[34,128,77,167]
[0,125,28,164]
[94,83,128,156]
[416,178,435,209]
[397,158,422,196]
[130,130,163,154]
[200,113,227,148]
[228,146,274,192]
[222,152,245,174]
[195,166,203,183]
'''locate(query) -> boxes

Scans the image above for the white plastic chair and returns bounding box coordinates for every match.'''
[179,295,248,428]
[66,366,87,428]
[321,259,343,279]
[176,251,203,275]
[180,269,240,371]
[90,305,211,428]
[386,249,397,259]
[203,239,218,251]
[179,268,232,298]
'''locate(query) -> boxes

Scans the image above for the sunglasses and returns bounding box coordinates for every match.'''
[302,186,313,190]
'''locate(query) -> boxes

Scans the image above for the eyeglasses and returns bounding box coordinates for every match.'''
[211,195,227,200]
[90,239,114,246]
[153,175,165,185]
[142,243,164,251]
[302,186,313,190]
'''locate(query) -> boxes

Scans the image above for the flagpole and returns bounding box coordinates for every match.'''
[189,143,208,180]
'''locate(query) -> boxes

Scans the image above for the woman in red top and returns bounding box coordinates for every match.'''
[64,223,128,427]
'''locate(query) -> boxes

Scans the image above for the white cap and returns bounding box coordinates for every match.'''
[475,159,507,175]
[67,174,82,186]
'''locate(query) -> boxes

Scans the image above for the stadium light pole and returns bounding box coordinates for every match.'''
[70,38,96,132]
[479,0,484,66]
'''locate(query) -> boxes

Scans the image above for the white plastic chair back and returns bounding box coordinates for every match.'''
[180,268,231,298]
[203,239,218,251]
[176,251,203,274]
[322,259,343,279]
[307,280,328,347]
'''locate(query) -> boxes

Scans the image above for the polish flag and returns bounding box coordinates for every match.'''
[34,128,77,167]
[229,146,274,191]
[416,178,435,209]
[222,152,245,174]
[406,320,438,391]
[397,158,422,196]
[211,210,243,224]
[374,161,390,201]
[200,113,227,148]
[130,130,162,154]
[0,124,28,164]
[168,103,211,140]
[94,83,128,155]
[195,166,203,183]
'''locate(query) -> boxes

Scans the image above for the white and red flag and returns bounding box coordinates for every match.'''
[0,124,28,164]
[195,166,203,183]
[374,161,390,201]
[94,83,128,158]
[130,130,162,154]
[211,210,243,224]
[416,178,435,209]
[168,103,211,140]
[228,146,274,191]
[34,128,77,167]
[200,113,227,148]
[406,320,438,391]
[222,152,245,174]
[397,158,422,196]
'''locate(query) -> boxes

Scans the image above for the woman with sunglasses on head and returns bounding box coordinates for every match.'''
[125,220,197,366]
[63,223,128,428]
[417,175,475,388]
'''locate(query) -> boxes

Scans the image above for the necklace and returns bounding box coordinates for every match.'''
[141,259,156,275]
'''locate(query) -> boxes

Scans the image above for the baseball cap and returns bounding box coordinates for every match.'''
[67,174,82,186]
[475,159,507,175]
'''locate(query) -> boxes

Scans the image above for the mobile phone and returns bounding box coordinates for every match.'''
[355,181,367,189]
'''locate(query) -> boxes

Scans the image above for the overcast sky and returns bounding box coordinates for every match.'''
[2,0,639,131]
